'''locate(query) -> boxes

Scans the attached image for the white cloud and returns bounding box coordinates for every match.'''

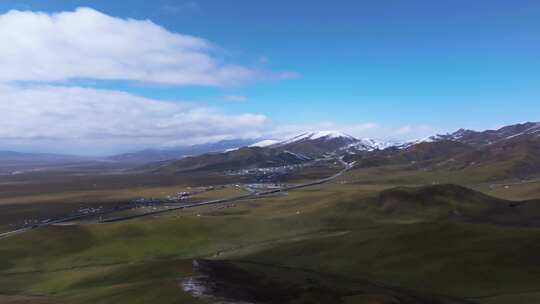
[223,95,248,102]
[0,7,294,86]
[0,7,303,155]
[0,84,268,155]
[0,6,442,155]
[0,83,442,155]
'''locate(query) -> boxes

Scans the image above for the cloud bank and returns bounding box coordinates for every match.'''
[0,7,436,155]
[0,84,268,154]
[0,83,437,154]
[0,83,435,155]
[0,7,287,154]
[0,7,268,86]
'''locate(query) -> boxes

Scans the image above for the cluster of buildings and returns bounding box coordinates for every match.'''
[78,206,103,215]
[225,164,305,179]
[166,191,191,201]
[244,183,287,191]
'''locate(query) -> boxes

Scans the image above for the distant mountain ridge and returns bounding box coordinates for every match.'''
[142,131,404,173]
[426,122,540,146]
[0,150,82,161]
[0,150,91,173]
[3,121,540,180]
[143,146,311,174]
[108,139,258,163]
[346,121,540,181]
[270,131,400,155]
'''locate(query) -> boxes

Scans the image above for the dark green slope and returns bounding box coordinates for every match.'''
[346,136,540,182]
[2,183,540,303]
[332,184,540,227]
[237,184,540,303]
[146,146,309,173]
[442,137,540,179]
[344,141,474,168]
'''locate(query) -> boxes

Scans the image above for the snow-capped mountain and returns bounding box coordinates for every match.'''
[269,131,401,157]
[113,131,402,168]
[418,121,540,147]
[268,131,357,158]
[277,131,356,146]
[343,138,404,152]
[370,139,405,150]
[139,121,540,175]
[249,139,280,147]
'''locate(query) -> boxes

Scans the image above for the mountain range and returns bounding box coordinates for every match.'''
[108,139,258,163]
[347,121,540,180]
[0,151,91,173]
[424,122,540,146]
[141,122,540,180]
[2,122,540,179]
[141,131,391,173]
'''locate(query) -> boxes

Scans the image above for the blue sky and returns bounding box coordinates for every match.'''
[0,1,539,154]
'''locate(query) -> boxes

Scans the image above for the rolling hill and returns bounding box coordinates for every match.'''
[145,146,311,173]
[143,131,398,173]
[136,122,540,181]
[344,121,540,181]
[345,140,475,168]
[429,121,540,146]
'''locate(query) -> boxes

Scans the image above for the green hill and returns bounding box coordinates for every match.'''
[2,183,540,303]
[143,147,309,173]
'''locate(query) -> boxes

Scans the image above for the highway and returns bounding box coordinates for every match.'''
[103,160,354,222]
[0,160,355,239]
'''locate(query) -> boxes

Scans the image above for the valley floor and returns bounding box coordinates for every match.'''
[1,166,540,303]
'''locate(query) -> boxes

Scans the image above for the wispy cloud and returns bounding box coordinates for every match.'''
[0,7,293,86]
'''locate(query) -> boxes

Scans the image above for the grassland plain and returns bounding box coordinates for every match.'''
[0,162,339,232]
[1,168,540,303]
[0,169,251,233]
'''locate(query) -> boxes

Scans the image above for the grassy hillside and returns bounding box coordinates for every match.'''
[444,137,540,179]
[344,141,474,168]
[2,182,540,303]
[146,147,309,174]
[343,136,540,184]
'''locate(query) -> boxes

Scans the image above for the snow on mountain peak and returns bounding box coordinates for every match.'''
[310,131,355,140]
[279,131,355,145]
[249,139,280,147]
[343,138,403,152]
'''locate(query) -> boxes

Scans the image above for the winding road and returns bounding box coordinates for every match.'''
[0,160,355,239]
